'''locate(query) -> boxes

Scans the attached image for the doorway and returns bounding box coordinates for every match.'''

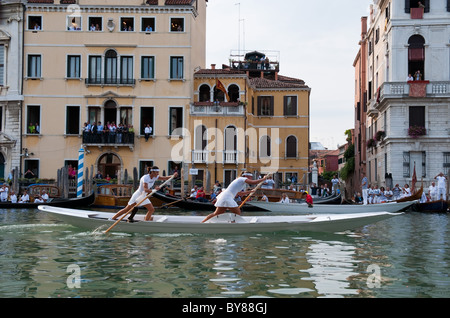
[104,100,117,125]
[98,153,121,179]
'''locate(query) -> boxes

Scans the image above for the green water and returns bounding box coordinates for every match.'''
[0,208,449,298]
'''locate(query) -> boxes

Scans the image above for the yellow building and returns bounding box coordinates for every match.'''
[186,51,311,190]
[22,0,207,180]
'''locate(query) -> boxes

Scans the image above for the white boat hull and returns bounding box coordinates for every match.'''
[248,200,416,214]
[38,206,401,234]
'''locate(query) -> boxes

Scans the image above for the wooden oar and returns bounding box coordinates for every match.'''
[104,174,176,234]
[238,173,273,209]
[160,197,186,209]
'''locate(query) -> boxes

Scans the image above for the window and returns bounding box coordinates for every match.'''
[405,0,430,13]
[67,55,81,78]
[88,17,102,31]
[88,56,101,84]
[66,106,80,135]
[120,17,134,31]
[27,55,41,78]
[142,17,156,32]
[67,16,82,31]
[120,56,133,84]
[141,56,155,79]
[444,152,450,177]
[224,170,237,188]
[286,135,297,158]
[284,96,297,116]
[409,106,425,128]
[105,50,117,84]
[227,84,240,102]
[27,105,40,134]
[403,152,410,178]
[260,135,271,157]
[199,84,211,102]
[170,56,184,79]
[0,45,4,86]
[257,96,274,116]
[140,107,154,136]
[24,159,39,179]
[28,16,42,30]
[139,160,154,177]
[408,35,425,80]
[170,18,184,32]
[120,107,132,127]
[169,107,183,135]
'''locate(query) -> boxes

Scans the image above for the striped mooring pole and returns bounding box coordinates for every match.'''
[77,148,84,198]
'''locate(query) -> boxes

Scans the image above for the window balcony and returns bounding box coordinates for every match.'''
[85,78,135,87]
[223,150,238,164]
[374,81,450,105]
[192,150,208,163]
[82,132,135,149]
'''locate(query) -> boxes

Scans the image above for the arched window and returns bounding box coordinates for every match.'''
[213,85,225,102]
[98,153,121,179]
[286,135,297,158]
[199,84,210,102]
[105,49,117,83]
[260,135,271,157]
[408,35,425,80]
[227,84,240,102]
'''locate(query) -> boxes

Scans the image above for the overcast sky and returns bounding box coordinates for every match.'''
[205,0,371,149]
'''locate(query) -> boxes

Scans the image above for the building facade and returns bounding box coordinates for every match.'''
[184,52,311,191]
[359,0,450,191]
[21,0,207,181]
[0,0,24,180]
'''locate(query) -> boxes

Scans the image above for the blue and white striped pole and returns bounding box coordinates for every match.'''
[77,148,84,198]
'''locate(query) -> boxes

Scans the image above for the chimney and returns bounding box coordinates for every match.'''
[211,64,216,70]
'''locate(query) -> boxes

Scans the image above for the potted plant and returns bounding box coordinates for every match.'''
[366,138,376,148]
[375,130,385,141]
[408,126,426,139]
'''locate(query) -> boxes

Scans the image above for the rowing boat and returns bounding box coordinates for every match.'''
[247,200,416,214]
[37,205,400,234]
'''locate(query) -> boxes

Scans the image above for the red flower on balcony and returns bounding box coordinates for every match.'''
[408,125,426,139]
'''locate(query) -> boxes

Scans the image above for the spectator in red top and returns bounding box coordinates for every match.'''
[303,191,313,208]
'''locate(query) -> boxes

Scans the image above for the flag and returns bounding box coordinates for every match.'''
[216,79,229,101]
[411,161,417,193]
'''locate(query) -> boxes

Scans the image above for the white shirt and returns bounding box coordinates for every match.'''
[144,126,152,134]
[436,176,446,189]
[19,194,29,203]
[137,174,159,193]
[41,193,49,201]
[224,177,247,197]
[261,179,275,189]
[279,197,290,204]
[428,185,436,195]
[0,187,8,200]
[10,194,17,203]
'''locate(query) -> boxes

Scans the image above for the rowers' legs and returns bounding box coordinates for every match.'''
[112,203,136,220]
[201,207,227,223]
[144,203,155,221]
[228,207,241,215]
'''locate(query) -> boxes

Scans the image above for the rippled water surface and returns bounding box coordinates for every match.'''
[0,208,449,298]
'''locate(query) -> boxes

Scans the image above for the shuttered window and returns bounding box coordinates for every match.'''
[409,106,425,128]
[257,96,274,116]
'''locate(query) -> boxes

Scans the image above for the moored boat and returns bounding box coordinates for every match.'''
[37,205,401,234]
[415,199,448,213]
[247,200,417,214]
[91,184,165,208]
[0,191,95,209]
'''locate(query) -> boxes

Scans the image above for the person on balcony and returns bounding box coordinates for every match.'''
[414,70,422,81]
[144,124,152,142]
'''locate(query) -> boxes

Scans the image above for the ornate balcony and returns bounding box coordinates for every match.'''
[191,102,244,116]
[82,132,135,150]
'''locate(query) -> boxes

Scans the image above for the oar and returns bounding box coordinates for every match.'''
[238,173,273,209]
[104,174,176,234]
[160,197,186,209]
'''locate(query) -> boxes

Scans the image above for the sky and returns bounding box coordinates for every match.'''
[205,0,371,149]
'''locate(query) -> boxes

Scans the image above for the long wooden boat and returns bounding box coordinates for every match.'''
[152,191,264,211]
[247,200,417,214]
[415,200,448,213]
[37,205,401,234]
[396,187,423,202]
[0,191,95,209]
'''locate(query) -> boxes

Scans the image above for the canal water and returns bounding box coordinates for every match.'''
[0,208,448,299]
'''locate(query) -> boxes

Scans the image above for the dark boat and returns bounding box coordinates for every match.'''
[153,191,266,212]
[0,191,96,209]
[415,200,448,213]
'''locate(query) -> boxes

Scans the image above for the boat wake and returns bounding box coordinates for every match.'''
[0,223,67,232]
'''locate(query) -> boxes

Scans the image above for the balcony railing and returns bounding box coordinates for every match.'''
[191,102,244,116]
[192,150,243,164]
[85,78,136,87]
[82,132,135,146]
